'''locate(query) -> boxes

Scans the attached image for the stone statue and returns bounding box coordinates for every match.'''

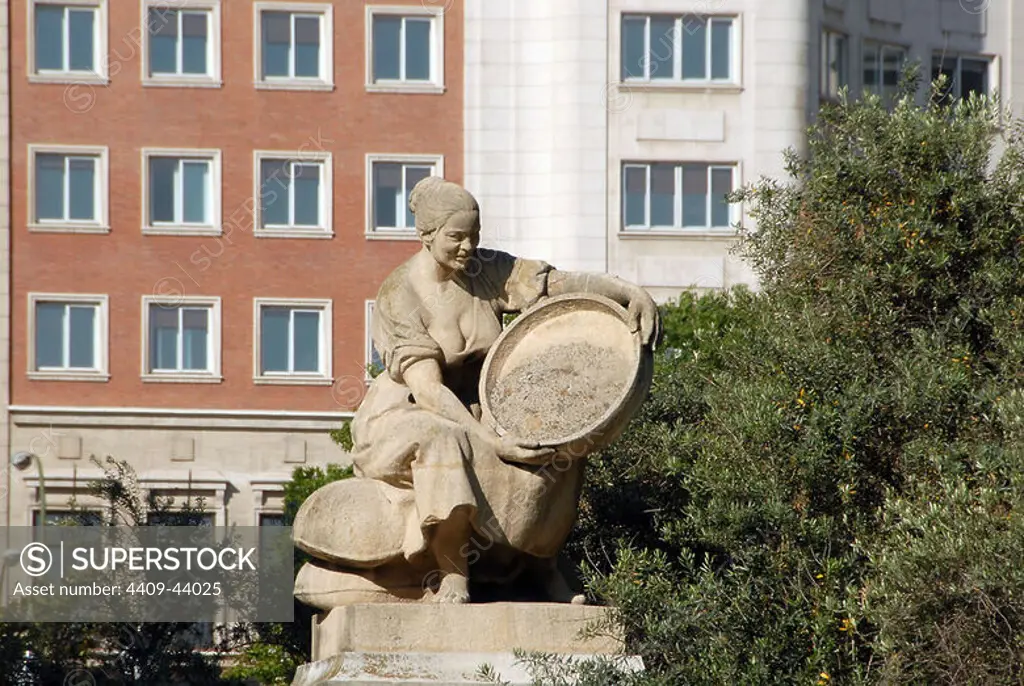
[293,177,659,609]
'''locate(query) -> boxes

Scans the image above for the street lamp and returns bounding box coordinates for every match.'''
[11,452,45,527]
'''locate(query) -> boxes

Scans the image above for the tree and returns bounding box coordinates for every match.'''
[564,75,1024,684]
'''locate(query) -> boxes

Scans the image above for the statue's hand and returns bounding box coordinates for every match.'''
[494,434,556,465]
[626,286,660,349]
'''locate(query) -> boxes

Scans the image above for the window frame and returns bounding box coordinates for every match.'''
[27,292,109,382]
[27,0,109,84]
[619,13,738,87]
[620,161,738,234]
[820,28,849,101]
[862,41,907,106]
[253,2,334,91]
[253,149,333,238]
[27,144,110,233]
[141,0,222,88]
[141,148,222,236]
[930,52,993,103]
[365,153,444,239]
[365,5,445,94]
[252,298,333,385]
[140,295,222,383]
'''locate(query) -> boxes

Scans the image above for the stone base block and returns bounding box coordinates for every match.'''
[292,651,643,686]
[310,603,623,662]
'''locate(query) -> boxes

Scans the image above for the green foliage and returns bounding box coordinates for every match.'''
[282,463,354,526]
[329,420,355,452]
[220,641,300,686]
[565,80,1024,684]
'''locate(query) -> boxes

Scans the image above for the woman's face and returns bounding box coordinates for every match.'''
[428,210,480,272]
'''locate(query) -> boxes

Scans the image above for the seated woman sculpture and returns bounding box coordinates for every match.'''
[294,177,658,606]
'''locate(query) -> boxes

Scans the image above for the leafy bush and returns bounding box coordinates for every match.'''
[567,77,1024,684]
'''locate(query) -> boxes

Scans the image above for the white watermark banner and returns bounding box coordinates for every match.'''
[0,527,294,622]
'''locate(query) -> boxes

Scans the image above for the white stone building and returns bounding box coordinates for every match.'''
[464,0,1024,302]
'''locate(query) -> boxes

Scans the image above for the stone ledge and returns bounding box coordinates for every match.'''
[293,651,643,686]
[311,603,624,662]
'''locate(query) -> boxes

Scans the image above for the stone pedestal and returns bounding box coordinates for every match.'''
[292,603,641,685]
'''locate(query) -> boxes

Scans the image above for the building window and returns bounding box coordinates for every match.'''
[28,293,109,381]
[365,300,383,380]
[622,163,735,231]
[253,299,333,384]
[143,149,221,235]
[820,29,848,100]
[144,1,221,86]
[254,2,333,90]
[258,513,285,527]
[34,510,103,527]
[366,7,444,92]
[932,54,990,105]
[255,151,332,237]
[366,154,443,236]
[29,0,108,82]
[863,42,906,106]
[148,511,214,526]
[29,145,109,232]
[142,296,221,382]
[620,14,734,83]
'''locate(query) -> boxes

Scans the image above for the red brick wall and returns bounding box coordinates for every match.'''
[11,0,463,412]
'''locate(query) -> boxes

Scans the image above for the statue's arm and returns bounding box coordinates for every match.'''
[546,271,661,348]
[403,358,555,463]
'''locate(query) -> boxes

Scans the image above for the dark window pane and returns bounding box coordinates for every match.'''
[650,163,674,226]
[294,16,319,77]
[621,16,645,79]
[681,19,706,79]
[682,164,708,227]
[373,16,401,81]
[182,161,208,224]
[68,305,95,368]
[374,163,402,228]
[261,160,290,226]
[36,303,65,368]
[182,12,208,74]
[35,5,65,71]
[68,9,95,71]
[404,166,431,227]
[405,18,430,80]
[293,311,320,372]
[261,308,290,372]
[150,157,177,223]
[36,154,65,221]
[710,168,732,227]
[710,20,730,79]
[863,45,879,91]
[150,9,178,74]
[150,305,179,371]
[292,164,320,226]
[68,158,95,221]
[623,166,646,226]
[649,16,675,80]
[182,308,207,370]
[961,58,988,99]
[262,12,291,78]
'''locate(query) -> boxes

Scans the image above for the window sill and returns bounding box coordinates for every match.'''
[365,83,446,95]
[142,374,224,384]
[253,376,333,386]
[143,225,222,237]
[29,73,109,85]
[619,81,743,94]
[365,231,419,241]
[254,229,334,239]
[143,76,223,89]
[618,229,739,240]
[28,223,110,234]
[28,371,110,382]
[255,80,334,92]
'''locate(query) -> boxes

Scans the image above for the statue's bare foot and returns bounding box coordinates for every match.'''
[539,559,587,605]
[433,572,470,604]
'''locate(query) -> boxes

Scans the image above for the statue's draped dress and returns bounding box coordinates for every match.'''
[349,249,584,568]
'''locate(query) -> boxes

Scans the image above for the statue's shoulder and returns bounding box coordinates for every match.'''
[375,258,420,314]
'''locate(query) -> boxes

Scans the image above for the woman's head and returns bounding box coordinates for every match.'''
[409,177,481,272]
